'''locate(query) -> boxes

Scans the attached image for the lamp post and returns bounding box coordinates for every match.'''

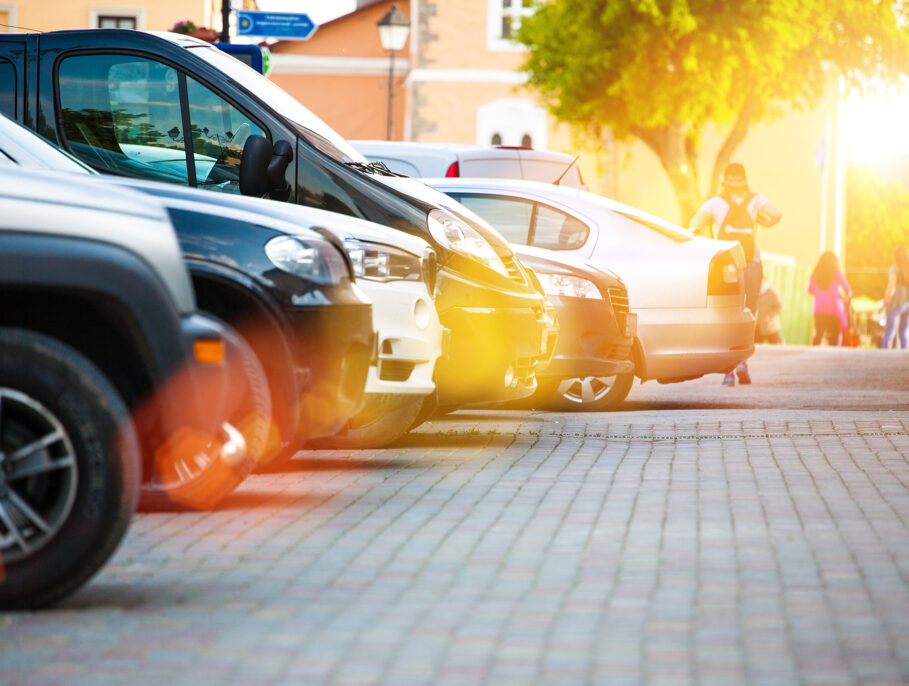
[377,4,410,141]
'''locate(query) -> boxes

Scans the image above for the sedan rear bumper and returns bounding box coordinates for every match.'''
[637,305,755,382]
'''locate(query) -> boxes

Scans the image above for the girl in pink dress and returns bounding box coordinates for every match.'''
[808,251,852,346]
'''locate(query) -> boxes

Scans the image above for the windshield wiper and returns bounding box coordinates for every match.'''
[344,160,405,177]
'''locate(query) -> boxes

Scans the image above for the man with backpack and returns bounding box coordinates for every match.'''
[689,162,782,386]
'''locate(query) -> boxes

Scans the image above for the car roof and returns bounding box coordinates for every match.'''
[427,176,695,238]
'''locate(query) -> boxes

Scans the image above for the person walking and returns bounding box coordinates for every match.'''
[881,245,909,349]
[808,251,852,346]
[690,162,782,385]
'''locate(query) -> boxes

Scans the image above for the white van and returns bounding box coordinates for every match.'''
[353,141,586,189]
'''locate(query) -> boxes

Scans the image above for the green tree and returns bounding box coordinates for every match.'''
[846,164,909,298]
[518,0,909,222]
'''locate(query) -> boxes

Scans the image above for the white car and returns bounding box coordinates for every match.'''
[354,141,586,189]
[427,178,755,384]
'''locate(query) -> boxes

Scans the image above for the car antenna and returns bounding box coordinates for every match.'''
[553,155,580,186]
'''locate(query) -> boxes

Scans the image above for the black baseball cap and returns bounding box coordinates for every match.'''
[723,163,748,188]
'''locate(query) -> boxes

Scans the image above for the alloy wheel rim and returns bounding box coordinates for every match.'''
[0,388,78,564]
[557,375,618,405]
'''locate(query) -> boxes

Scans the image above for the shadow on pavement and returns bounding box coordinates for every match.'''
[394,432,519,449]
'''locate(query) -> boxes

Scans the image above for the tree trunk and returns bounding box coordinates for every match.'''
[631,122,703,224]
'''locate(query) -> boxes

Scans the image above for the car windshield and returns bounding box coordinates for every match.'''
[188,45,369,166]
[0,115,94,173]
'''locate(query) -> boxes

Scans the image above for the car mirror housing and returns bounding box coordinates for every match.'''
[240,136,293,201]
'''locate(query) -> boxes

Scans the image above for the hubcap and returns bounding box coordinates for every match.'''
[557,375,618,405]
[0,389,78,564]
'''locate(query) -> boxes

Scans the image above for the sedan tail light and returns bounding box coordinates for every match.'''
[707,250,742,296]
[445,161,460,177]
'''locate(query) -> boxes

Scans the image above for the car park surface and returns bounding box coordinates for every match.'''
[429,177,756,384]
[1,346,906,684]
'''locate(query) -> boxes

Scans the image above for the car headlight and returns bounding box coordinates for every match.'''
[344,239,424,283]
[427,209,508,277]
[265,235,350,285]
[536,272,602,300]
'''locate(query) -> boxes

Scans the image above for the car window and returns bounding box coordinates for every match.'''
[531,203,589,250]
[447,193,534,244]
[186,77,264,194]
[57,54,264,192]
[0,60,15,118]
[58,54,190,184]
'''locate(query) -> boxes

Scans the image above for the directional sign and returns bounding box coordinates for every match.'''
[236,11,317,41]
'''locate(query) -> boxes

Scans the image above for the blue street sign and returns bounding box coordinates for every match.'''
[236,11,317,40]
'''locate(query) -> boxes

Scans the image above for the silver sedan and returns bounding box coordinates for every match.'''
[427,178,755,385]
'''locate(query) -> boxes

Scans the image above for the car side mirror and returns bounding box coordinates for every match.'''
[239,135,272,197]
[240,135,294,201]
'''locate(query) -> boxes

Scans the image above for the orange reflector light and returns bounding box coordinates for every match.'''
[193,339,225,364]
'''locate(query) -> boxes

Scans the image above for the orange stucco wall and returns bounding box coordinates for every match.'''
[270,72,408,141]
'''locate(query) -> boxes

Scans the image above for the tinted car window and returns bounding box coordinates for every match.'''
[447,194,533,244]
[186,77,264,194]
[0,60,15,118]
[58,54,189,184]
[531,203,589,250]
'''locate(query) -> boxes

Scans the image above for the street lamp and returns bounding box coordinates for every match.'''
[377,4,410,141]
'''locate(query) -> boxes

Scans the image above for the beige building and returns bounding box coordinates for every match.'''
[2,0,224,34]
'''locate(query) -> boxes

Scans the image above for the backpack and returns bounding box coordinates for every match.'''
[716,192,757,262]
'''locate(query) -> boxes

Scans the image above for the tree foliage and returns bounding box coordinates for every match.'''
[519,0,909,221]
[845,164,909,298]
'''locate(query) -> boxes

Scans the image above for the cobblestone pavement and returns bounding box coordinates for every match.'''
[1,347,908,685]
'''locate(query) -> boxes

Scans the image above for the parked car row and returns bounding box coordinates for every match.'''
[0,28,754,609]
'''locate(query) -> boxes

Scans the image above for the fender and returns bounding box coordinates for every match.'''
[0,233,188,382]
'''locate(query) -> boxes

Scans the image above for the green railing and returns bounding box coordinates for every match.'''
[762,259,813,345]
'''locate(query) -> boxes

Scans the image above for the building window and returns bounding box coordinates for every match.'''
[477,98,547,149]
[97,15,137,29]
[0,5,17,33]
[488,0,535,51]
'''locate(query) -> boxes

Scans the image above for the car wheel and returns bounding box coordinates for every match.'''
[540,371,634,412]
[139,331,271,511]
[310,394,424,450]
[0,329,139,610]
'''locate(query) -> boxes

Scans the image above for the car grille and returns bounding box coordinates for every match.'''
[607,286,630,330]
[501,254,526,285]
[379,360,415,382]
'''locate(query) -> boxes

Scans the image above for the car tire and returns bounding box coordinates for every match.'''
[310,394,424,450]
[139,331,271,511]
[539,371,634,412]
[0,328,140,610]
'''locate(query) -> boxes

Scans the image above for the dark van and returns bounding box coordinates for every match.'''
[0,29,552,410]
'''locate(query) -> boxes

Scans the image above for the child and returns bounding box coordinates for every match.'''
[808,251,852,346]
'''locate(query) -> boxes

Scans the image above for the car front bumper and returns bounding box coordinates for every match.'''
[284,299,375,439]
[637,305,755,382]
[433,268,552,407]
[538,294,635,380]
[357,280,442,397]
